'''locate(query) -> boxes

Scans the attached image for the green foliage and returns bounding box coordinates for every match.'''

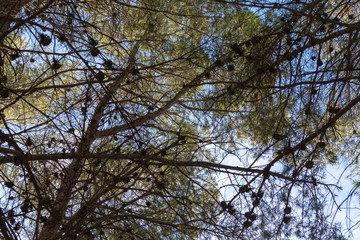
[0,0,359,239]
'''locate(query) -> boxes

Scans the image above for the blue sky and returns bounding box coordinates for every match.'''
[215,151,360,239]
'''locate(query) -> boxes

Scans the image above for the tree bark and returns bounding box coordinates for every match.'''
[0,0,32,37]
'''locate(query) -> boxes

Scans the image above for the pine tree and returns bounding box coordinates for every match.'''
[0,0,359,239]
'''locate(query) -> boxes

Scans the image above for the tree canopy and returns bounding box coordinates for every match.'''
[0,0,359,239]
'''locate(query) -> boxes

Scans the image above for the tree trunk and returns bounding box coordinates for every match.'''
[0,0,32,38]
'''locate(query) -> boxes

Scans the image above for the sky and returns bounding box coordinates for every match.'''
[325,163,360,239]
[215,151,360,240]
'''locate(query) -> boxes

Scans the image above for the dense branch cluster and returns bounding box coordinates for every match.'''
[0,0,359,239]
